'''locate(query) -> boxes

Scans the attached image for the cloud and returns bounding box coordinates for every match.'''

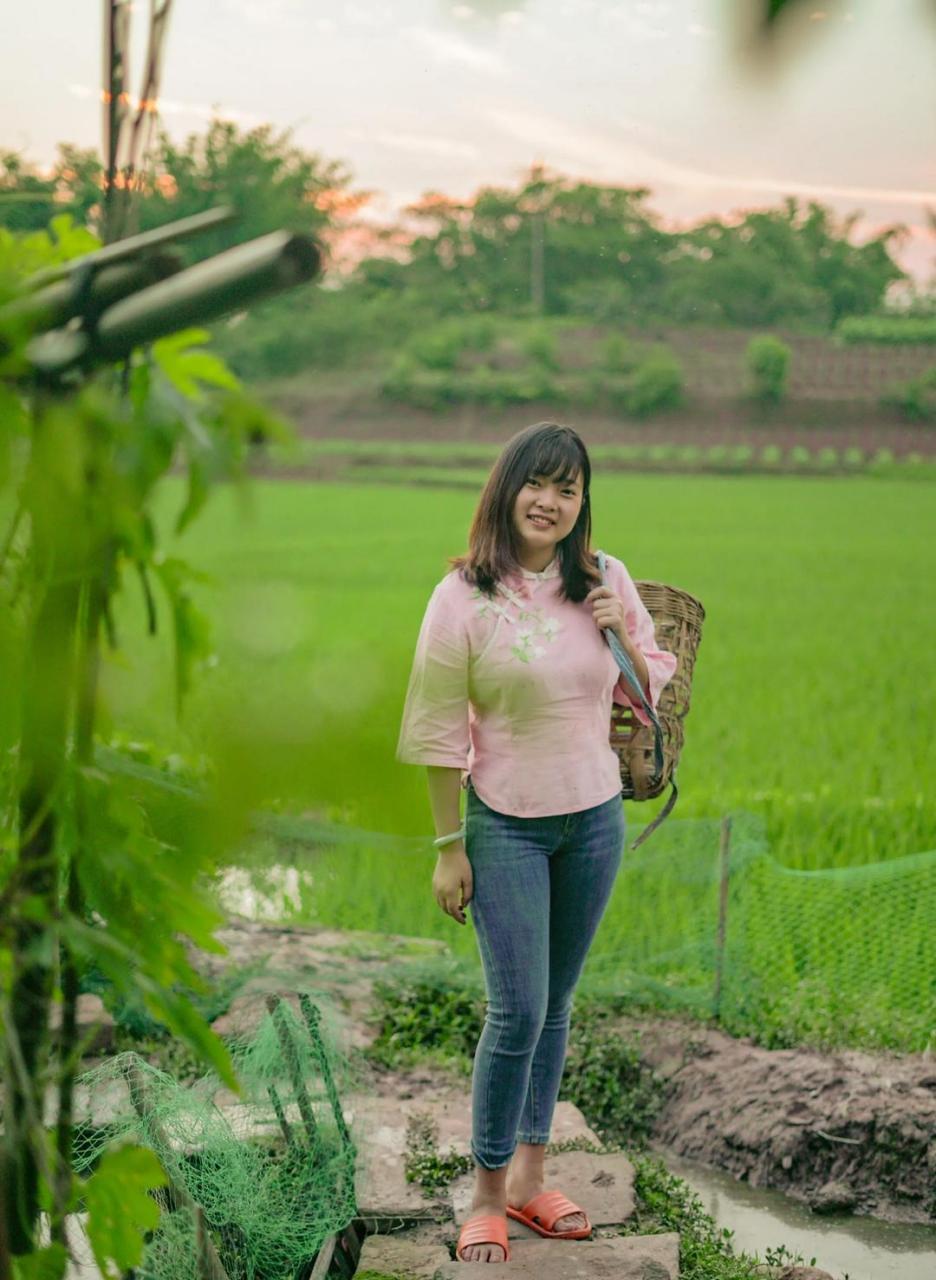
[67,83,265,128]
[375,132,479,159]
[486,108,936,210]
[406,26,507,75]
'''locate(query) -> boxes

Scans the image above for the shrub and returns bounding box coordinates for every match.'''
[599,333,636,373]
[408,326,465,371]
[760,444,782,467]
[880,365,936,421]
[407,316,498,371]
[625,347,684,417]
[563,1003,664,1147]
[837,315,936,345]
[745,335,791,403]
[520,324,560,371]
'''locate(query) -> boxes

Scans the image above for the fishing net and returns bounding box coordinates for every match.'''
[73,994,358,1280]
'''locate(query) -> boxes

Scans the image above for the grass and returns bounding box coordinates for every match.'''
[94,470,936,1050]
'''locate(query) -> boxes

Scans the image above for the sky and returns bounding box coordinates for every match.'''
[5,0,935,285]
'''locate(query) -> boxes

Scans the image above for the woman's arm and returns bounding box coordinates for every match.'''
[426,765,472,926]
[426,765,464,848]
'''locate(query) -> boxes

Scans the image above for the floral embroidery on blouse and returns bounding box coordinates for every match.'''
[471,585,562,665]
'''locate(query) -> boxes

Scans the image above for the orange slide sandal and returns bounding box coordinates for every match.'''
[506,1189,592,1239]
[456,1213,512,1262]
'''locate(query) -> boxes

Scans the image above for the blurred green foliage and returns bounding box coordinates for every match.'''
[745,335,792,403]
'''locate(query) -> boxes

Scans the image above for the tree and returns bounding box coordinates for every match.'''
[136,119,362,262]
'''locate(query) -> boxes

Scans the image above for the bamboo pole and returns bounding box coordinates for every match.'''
[265,995,320,1146]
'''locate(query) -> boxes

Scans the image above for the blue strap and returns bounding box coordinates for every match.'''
[596,549,665,783]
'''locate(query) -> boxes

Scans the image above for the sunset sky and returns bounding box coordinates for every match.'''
[6,0,935,284]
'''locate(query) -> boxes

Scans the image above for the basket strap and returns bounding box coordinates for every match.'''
[596,549,665,782]
[630,771,678,849]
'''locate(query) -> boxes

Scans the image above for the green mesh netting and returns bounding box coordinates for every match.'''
[99,746,936,1052]
[74,995,358,1280]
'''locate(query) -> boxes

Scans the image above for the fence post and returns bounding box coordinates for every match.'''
[713,814,732,1020]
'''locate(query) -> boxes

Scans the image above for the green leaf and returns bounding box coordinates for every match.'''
[85,1144,166,1279]
[152,329,240,401]
[12,1245,68,1280]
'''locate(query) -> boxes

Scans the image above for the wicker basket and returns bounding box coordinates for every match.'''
[610,580,705,801]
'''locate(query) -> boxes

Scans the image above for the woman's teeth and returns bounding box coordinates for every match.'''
[529,515,552,528]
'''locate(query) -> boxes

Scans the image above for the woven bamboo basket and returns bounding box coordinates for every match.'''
[610,580,705,801]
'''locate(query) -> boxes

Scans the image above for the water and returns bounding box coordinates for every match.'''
[660,1148,936,1280]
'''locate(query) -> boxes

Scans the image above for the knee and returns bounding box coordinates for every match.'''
[485,999,546,1049]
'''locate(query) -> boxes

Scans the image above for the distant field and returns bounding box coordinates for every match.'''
[102,470,936,871]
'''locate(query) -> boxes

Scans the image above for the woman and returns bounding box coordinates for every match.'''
[396,421,677,1264]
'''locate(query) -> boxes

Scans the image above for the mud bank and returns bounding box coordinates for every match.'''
[612,1015,936,1225]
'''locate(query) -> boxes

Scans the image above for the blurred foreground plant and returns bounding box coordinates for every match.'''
[0,212,316,1273]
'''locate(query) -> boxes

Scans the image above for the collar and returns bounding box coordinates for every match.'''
[517,556,560,580]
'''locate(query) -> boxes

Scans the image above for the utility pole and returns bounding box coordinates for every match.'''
[530,210,545,313]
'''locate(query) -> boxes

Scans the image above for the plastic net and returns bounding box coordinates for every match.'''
[99,747,936,1052]
[73,995,358,1280]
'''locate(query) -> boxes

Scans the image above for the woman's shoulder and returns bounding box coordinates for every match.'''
[429,564,478,605]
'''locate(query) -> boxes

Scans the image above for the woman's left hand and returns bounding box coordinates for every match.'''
[585,585,634,646]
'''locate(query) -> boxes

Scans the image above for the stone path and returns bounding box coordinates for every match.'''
[189,922,682,1277]
[62,921,683,1277]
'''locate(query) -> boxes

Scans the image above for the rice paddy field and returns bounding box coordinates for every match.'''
[101,470,936,1050]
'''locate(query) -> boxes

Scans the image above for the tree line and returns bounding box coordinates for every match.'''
[1,120,928,365]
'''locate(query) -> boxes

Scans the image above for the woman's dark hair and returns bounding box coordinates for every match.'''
[450,421,601,603]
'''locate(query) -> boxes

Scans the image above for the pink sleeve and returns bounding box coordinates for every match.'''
[608,557,678,728]
[396,575,471,768]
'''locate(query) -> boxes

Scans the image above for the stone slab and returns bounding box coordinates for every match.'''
[346,1094,601,1219]
[451,1150,636,1228]
[432,1231,680,1279]
[357,1234,452,1278]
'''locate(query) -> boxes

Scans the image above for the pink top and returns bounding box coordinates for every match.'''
[396,552,678,818]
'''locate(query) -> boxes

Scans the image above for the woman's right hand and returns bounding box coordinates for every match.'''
[433,846,473,926]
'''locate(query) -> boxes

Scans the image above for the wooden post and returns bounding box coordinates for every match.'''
[713,814,732,1020]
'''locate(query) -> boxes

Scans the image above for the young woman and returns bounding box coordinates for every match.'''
[396,421,677,1264]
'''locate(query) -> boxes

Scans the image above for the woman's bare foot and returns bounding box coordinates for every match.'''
[505,1174,587,1232]
[459,1196,508,1263]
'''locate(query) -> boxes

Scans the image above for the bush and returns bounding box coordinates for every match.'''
[626,348,684,417]
[406,316,498,371]
[520,324,559,371]
[880,365,936,421]
[838,315,936,345]
[599,333,636,373]
[745,335,791,403]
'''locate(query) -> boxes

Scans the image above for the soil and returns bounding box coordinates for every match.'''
[264,388,936,457]
[607,1014,936,1226]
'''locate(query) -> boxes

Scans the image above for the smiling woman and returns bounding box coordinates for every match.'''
[394,420,676,1263]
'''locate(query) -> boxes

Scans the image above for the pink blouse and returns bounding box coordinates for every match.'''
[396,552,678,818]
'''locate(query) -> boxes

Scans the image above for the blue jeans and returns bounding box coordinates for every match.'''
[464,779,625,1170]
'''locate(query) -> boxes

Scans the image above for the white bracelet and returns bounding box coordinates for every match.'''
[433,827,466,849]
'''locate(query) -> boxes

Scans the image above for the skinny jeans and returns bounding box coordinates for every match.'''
[464,777,625,1170]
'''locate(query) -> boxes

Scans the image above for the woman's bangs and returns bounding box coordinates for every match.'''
[526,435,584,486]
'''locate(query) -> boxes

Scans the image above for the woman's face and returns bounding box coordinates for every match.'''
[511,467,585,559]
